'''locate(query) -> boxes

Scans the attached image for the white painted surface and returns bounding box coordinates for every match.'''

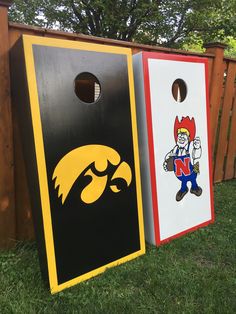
[148,58,212,241]
[133,53,156,245]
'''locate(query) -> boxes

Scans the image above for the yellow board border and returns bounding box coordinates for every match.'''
[22,34,145,294]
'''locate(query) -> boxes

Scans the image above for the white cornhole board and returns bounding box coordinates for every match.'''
[133,52,214,245]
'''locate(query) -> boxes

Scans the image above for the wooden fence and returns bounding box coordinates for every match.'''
[0,1,235,247]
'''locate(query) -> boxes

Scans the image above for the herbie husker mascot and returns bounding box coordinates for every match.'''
[163,116,202,202]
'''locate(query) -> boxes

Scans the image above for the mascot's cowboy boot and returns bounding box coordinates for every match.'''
[190,186,202,196]
[176,185,202,201]
[176,188,189,201]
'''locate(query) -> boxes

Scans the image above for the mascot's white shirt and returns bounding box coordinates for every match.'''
[168,141,201,165]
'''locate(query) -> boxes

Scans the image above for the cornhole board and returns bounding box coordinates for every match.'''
[133,52,214,246]
[10,35,145,293]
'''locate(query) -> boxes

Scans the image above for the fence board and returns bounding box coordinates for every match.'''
[205,45,226,163]
[207,58,213,89]
[225,87,236,180]
[9,29,22,49]
[214,62,236,182]
[211,61,226,174]
[0,6,15,247]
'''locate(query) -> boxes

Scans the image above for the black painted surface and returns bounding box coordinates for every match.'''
[32,45,140,284]
[10,39,49,287]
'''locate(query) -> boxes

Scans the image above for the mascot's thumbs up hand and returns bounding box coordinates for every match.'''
[193,137,201,149]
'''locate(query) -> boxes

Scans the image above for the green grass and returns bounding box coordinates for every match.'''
[1,180,236,313]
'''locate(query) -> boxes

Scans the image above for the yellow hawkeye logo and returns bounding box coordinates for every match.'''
[52,145,132,204]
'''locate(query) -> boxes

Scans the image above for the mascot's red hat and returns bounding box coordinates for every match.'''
[174,116,196,142]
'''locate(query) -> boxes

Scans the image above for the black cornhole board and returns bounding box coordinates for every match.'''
[10,35,145,293]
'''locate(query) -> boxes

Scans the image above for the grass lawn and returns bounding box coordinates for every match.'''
[0,180,236,313]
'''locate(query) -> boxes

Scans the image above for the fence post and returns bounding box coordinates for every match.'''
[0,0,15,247]
[203,42,227,174]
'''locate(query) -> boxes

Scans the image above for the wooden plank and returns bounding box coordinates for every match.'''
[9,22,216,58]
[222,61,228,97]
[224,56,236,63]
[9,29,25,49]
[205,45,226,161]
[9,29,37,49]
[210,62,225,152]
[225,87,236,179]
[207,57,213,89]
[44,32,81,41]
[211,61,226,174]
[214,62,236,182]
[0,6,15,247]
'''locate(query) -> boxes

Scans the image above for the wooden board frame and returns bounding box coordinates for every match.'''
[134,51,214,246]
[11,35,145,293]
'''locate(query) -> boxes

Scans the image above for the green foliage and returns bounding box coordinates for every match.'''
[0,180,236,312]
[8,0,236,49]
[182,37,205,53]
[182,36,236,57]
[225,37,236,57]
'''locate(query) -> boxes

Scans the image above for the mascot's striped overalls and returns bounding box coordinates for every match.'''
[163,116,202,202]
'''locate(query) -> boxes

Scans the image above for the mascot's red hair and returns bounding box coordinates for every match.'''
[174,116,196,142]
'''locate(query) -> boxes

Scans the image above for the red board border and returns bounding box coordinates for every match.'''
[142,52,215,245]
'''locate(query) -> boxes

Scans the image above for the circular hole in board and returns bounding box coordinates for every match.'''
[172,79,187,102]
[74,72,101,104]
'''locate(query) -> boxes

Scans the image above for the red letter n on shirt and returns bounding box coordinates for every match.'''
[174,157,191,176]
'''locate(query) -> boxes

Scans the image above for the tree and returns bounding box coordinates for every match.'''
[9,0,160,41]
[8,0,236,50]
